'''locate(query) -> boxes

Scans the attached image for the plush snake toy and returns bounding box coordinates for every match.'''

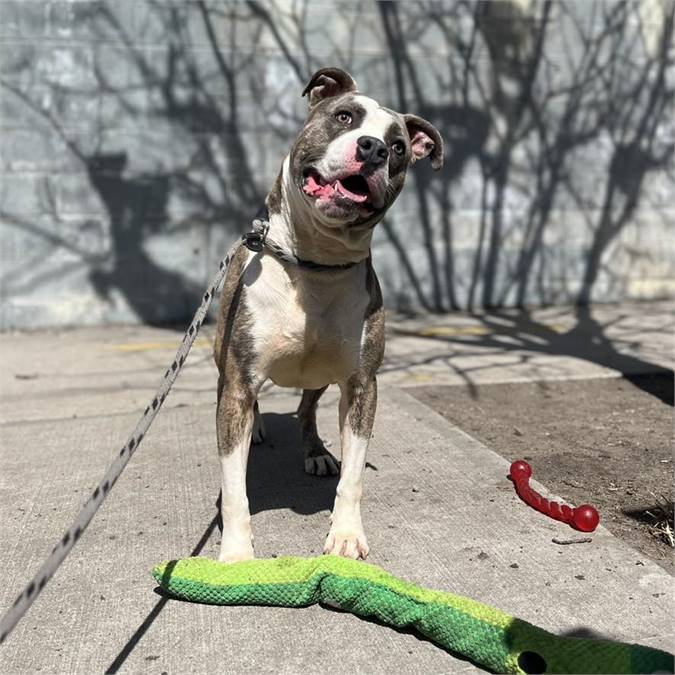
[153,555,673,675]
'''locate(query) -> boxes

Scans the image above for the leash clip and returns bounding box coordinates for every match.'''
[242,231,264,252]
[242,219,269,253]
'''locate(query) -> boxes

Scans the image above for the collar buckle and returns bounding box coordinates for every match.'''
[242,218,269,253]
[242,230,265,252]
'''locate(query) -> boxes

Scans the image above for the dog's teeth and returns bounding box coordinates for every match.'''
[335,179,368,203]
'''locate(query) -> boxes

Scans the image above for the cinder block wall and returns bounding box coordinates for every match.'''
[1,0,673,328]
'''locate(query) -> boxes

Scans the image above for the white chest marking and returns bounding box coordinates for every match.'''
[244,253,369,389]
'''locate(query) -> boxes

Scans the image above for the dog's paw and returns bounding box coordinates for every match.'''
[218,531,254,563]
[305,453,340,476]
[218,543,254,563]
[323,530,369,560]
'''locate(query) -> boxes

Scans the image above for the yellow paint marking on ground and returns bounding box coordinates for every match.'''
[105,338,212,352]
[544,323,568,334]
[403,372,436,383]
[415,326,491,337]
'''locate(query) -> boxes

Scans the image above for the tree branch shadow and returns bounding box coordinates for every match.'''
[1,0,672,371]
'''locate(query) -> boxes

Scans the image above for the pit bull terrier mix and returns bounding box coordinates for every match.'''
[214,67,443,562]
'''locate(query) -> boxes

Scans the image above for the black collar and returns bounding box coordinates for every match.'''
[242,208,359,272]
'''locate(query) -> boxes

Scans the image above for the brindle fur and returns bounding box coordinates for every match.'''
[214,244,257,456]
[212,67,443,561]
[297,386,329,457]
[266,168,284,215]
[290,96,408,231]
[347,256,384,437]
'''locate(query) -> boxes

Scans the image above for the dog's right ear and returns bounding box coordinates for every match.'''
[302,68,358,108]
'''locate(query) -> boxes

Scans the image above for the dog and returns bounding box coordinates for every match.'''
[214,67,443,562]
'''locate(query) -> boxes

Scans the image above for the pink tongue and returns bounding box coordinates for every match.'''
[303,175,368,203]
[303,174,334,198]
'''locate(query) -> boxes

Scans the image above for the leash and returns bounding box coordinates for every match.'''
[0,210,364,644]
[0,222,258,644]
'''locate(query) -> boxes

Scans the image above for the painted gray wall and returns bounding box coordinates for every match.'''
[1,0,673,329]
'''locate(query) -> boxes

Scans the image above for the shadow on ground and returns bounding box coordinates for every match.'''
[387,307,674,405]
[248,412,338,516]
[106,514,218,673]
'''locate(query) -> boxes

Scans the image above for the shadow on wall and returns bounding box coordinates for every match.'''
[377,0,673,313]
[84,152,206,324]
[0,0,673,367]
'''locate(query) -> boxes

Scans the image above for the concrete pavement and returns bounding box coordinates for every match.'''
[0,301,673,673]
[1,301,672,426]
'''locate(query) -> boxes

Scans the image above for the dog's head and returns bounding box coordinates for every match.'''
[288,67,443,228]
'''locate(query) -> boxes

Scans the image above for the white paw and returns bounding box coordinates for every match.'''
[305,454,340,476]
[218,528,254,563]
[324,529,369,559]
[218,542,254,563]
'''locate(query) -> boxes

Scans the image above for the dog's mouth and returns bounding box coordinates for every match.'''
[302,169,373,209]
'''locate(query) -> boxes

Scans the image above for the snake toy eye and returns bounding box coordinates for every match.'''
[517,651,547,674]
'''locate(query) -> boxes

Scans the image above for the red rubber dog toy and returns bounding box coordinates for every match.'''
[509,460,600,532]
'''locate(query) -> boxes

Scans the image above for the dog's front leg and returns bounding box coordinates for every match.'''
[216,376,256,562]
[324,375,377,559]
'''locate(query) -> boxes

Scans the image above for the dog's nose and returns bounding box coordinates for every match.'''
[356,135,388,167]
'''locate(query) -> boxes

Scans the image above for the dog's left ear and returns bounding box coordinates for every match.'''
[302,67,358,108]
[404,114,444,170]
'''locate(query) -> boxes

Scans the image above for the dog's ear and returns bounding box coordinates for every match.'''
[302,68,358,108]
[403,114,444,170]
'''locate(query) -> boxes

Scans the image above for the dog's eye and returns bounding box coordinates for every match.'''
[392,141,405,156]
[335,111,352,125]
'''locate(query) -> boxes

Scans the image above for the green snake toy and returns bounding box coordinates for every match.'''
[153,555,673,675]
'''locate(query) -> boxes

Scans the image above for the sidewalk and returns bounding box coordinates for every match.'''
[0,302,673,672]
